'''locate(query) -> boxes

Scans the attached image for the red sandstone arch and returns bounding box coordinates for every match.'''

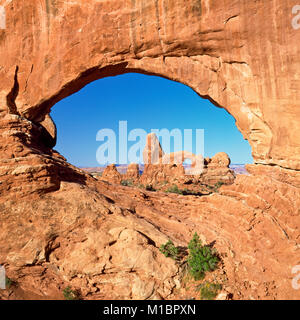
[162,151,204,175]
[0,1,300,301]
[0,0,299,173]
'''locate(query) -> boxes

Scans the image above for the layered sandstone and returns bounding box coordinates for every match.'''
[140,163,186,186]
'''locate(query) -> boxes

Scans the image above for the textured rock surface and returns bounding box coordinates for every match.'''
[0,180,181,300]
[0,0,299,300]
[1,170,299,300]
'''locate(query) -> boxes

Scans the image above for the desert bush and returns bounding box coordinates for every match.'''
[63,286,79,300]
[165,185,183,195]
[121,180,133,187]
[187,232,219,280]
[215,181,224,188]
[159,240,179,260]
[214,181,224,191]
[197,281,222,300]
[165,185,201,196]
[161,180,168,185]
[5,277,16,289]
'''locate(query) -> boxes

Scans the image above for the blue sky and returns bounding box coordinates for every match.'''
[51,73,253,167]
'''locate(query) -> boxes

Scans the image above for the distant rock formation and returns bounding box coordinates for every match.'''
[140,133,233,186]
[140,163,186,186]
[123,163,140,183]
[210,152,231,168]
[100,134,235,187]
[200,152,235,185]
[162,151,204,175]
[143,133,164,164]
[101,164,122,184]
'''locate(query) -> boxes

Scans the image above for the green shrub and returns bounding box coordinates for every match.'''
[187,232,219,280]
[159,240,179,260]
[165,185,183,195]
[197,281,222,300]
[214,181,224,192]
[121,180,133,187]
[165,186,201,196]
[5,277,16,289]
[63,286,79,300]
[215,181,224,188]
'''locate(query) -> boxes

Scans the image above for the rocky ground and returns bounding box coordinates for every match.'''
[1,159,299,300]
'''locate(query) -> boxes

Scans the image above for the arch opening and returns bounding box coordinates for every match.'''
[50,72,253,180]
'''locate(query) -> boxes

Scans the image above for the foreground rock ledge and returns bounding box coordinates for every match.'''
[0,162,300,299]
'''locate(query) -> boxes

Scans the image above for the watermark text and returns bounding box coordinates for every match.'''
[292,5,300,30]
[0,265,5,289]
[292,265,300,290]
[0,5,6,30]
[96,121,204,174]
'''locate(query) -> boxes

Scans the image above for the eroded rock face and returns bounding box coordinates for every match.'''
[0,181,181,300]
[39,114,57,148]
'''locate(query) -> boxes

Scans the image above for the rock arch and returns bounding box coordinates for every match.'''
[162,151,204,174]
[0,1,300,300]
[0,0,299,173]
